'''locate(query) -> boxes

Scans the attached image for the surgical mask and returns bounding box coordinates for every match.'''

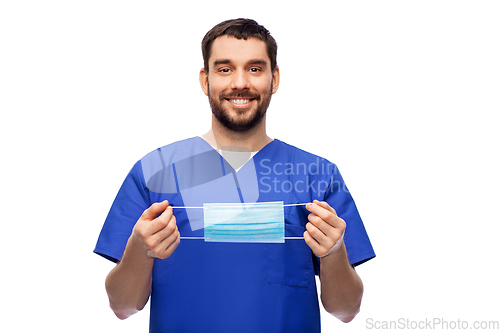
[204,201,284,243]
[174,201,305,243]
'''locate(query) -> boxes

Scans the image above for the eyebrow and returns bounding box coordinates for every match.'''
[213,59,231,67]
[212,59,269,67]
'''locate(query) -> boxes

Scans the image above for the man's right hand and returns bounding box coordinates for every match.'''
[106,200,179,319]
[130,200,180,260]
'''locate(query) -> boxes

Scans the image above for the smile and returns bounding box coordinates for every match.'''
[227,98,254,108]
[229,99,251,104]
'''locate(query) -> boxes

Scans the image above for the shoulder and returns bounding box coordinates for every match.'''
[140,136,208,164]
[138,136,209,181]
[148,137,204,156]
[274,139,331,161]
[273,139,338,171]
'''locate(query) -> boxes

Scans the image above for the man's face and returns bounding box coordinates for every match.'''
[200,36,279,132]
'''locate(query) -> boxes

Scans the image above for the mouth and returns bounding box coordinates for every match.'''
[225,98,255,108]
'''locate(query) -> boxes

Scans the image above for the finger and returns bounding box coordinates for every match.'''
[138,206,176,245]
[313,200,337,215]
[303,229,318,247]
[152,212,177,240]
[306,201,336,220]
[305,221,330,244]
[304,226,342,258]
[159,227,181,251]
[303,229,327,257]
[140,205,173,237]
[307,220,339,252]
[307,210,338,240]
[141,200,169,221]
[152,205,174,229]
[306,201,343,228]
[146,216,178,256]
[151,228,181,259]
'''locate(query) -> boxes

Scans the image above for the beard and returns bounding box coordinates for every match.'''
[208,83,273,132]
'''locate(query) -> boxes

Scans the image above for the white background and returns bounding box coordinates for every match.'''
[1,1,499,332]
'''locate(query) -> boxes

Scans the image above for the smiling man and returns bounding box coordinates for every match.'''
[202,35,278,134]
[95,18,375,332]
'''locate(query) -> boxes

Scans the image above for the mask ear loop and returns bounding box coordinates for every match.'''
[172,202,308,240]
[283,203,307,207]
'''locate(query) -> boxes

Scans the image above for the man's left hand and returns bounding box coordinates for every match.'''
[304,200,346,258]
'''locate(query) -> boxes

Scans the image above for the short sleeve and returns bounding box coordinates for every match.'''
[94,161,151,262]
[323,165,375,267]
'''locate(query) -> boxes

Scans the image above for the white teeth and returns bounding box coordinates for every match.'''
[229,99,250,104]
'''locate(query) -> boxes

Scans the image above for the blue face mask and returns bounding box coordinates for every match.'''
[203,201,285,243]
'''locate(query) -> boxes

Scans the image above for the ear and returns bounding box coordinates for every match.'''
[271,65,280,94]
[199,68,209,96]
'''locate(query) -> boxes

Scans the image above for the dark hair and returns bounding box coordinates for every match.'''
[202,18,278,73]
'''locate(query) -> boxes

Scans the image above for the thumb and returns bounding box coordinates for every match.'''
[141,200,169,221]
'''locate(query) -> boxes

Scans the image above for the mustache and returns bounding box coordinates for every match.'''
[219,91,261,101]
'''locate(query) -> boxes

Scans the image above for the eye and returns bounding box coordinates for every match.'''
[249,67,261,73]
[219,68,231,73]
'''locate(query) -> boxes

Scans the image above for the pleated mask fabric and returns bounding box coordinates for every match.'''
[203,201,285,243]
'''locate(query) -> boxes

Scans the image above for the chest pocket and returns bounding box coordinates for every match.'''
[266,224,313,288]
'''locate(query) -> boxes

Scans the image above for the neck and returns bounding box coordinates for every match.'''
[203,114,272,152]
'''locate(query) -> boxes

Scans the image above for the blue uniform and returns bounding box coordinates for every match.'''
[94,137,375,332]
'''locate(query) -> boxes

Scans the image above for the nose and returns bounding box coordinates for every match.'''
[230,69,250,90]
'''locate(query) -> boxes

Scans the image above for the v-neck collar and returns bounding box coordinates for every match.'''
[196,136,277,173]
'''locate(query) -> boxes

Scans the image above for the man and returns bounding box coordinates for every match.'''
[95,18,375,332]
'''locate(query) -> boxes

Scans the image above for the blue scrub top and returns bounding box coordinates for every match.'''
[94,137,375,332]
